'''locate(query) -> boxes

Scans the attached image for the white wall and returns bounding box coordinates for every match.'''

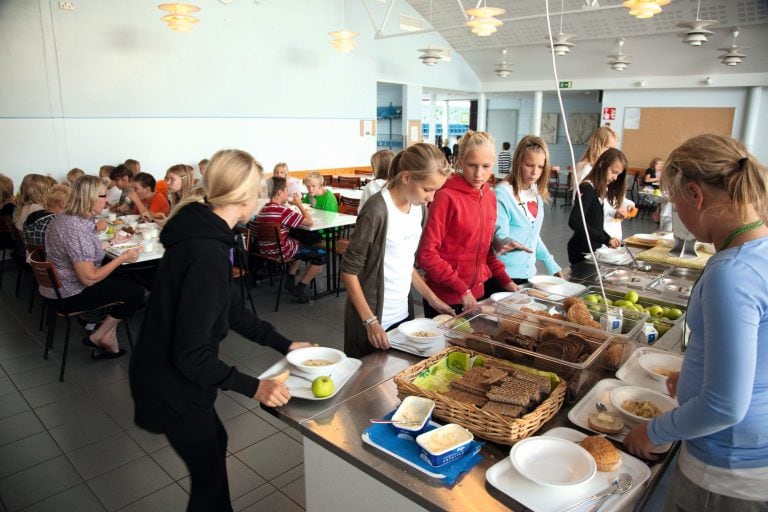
[0,0,480,183]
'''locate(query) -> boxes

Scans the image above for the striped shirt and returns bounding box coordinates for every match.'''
[255,202,303,260]
[497,150,512,174]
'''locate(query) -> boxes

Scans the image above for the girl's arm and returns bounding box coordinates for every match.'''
[411,270,454,316]
[341,272,388,349]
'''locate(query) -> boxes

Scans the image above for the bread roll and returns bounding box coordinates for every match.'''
[587,411,625,435]
[580,435,621,472]
[271,370,290,384]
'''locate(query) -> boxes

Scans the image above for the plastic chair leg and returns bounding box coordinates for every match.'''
[59,317,72,382]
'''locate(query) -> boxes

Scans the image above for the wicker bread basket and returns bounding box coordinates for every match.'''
[393,346,566,445]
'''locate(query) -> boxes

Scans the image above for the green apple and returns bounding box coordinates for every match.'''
[654,321,672,336]
[311,376,335,398]
[614,300,632,308]
[605,298,614,306]
[647,305,664,317]
[634,304,645,313]
[665,308,683,320]
[472,355,487,368]
[584,294,599,303]
[624,291,639,304]
[451,319,473,333]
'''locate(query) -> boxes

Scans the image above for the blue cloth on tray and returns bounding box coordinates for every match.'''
[362,411,484,486]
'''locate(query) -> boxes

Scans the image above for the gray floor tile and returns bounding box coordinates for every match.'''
[214,392,248,422]
[234,431,303,482]
[283,425,304,444]
[86,456,172,512]
[0,339,41,362]
[177,456,267,501]
[89,380,136,428]
[20,483,105,512]
[19,379,86,408]
[242,490,303,512]
[0,376,16,397]
[68,363,129,392]
[124,426,168,453]
[35,395,102,429]
[0,392,28,420]
[269,463,303,489]
[280,475,305,509]
[0,455,82,511]
[4,364,60,392]
[66,432,144,480]
[0,351,54,376]
[222,389,257,410]
[148,445,188,481]
[49,411,122,452]
[223,412,279,453]
[0,410,44,447]
[0,431,62,479]
[251,405,291,430]
[231,483,277,512]
[115,483,188,512]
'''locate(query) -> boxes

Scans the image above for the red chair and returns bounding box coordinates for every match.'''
[247,221,300,312]
[322,175,334,186]
[338,196,359,216]
[28,251,133,382]
[337,176,361,189]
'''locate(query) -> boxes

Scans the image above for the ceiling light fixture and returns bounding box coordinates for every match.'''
[623,0,671,19]
[465,1,505,37]
[494,48,512,77]
[546,0,576,55]
[418,46,451,66]
[158,3,200,32]
[607,37,632,71]
[718,26,749,66]
[329,30,359,53]
[677,0,718,46]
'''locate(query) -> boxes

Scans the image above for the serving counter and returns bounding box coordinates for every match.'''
[264,260,689,511]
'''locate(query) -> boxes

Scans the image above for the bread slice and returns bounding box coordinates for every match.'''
[271,370,290,384]
[580,435,622,472]
[588,411,625,435]
[443,388,488,407]
[481,401,524,418]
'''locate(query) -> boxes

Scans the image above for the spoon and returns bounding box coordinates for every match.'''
[622,243,651,271]
[560,473,633,512]
[595,401,608,413]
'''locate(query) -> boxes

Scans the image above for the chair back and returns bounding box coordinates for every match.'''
[354,169,369,175]
[249,221,283,245]
[0,216,22,242]
[28,251,62,292]
[322,174,334,186]
[338,196,360,215]
[337,176,361,189]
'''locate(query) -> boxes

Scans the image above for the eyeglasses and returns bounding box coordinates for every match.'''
[98,194,107,198]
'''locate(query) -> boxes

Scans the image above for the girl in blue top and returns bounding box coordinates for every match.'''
[625,134,768,510]
[493,135,562,282]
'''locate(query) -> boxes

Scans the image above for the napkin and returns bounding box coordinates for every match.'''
[363,411,484,486]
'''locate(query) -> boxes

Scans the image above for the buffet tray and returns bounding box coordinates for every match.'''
[259,357,362,401]
[615,347,673,395]
[387,328,447,358]
[485,427,651,512]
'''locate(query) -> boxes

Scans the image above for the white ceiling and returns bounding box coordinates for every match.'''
[396,0,768,85]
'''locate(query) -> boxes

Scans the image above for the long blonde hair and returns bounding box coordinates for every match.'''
[505,135,551,201]
[64,175,106,218]
[371,150,395,180]
[386,144,451,189]
[662,134,768,222]
[165,164,195,206]
[456,130,496,165]
[578,126,617,166]
[170,150,262,220]
[16,174,52,217]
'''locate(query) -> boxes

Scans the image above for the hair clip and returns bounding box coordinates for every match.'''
[738,156,748,170]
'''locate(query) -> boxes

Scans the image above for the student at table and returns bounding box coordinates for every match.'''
[416,131,518,316]
[341,143,453,358]
[644,157,663,190]
[99,165,120,205]
[23,184,70,247]
[65,168,85,186]
[126,172,170,220]
[0,173,16,251]
[272,162,302,203]
[493,135,561,284]
[574,126,618,184]
[303,172,338,212]
[625,134,768,511]
[14,173,51,230]
[130,150,306,512]
[358,149,394,213]
[109,164,135,213]
[567,148,626,264]
[44,175,143,358]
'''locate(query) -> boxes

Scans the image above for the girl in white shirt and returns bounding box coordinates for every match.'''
[358,149,394,213]
[575,126,618,184]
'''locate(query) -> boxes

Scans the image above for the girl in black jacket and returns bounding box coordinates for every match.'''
[567,148,628,264]
[130,150,297,512]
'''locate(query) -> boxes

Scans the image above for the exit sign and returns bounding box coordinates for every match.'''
[559,81,573,89]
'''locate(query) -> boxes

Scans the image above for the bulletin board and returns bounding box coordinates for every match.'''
[621,107,734,169]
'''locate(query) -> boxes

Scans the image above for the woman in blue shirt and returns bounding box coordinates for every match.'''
[493,135,562,283]
[625,134,768,510]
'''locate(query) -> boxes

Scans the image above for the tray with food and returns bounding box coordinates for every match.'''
[485,427,651,512]
[438,311,620,400]
[393,347,566,445]
[386,318,448,358]
[496,293,650,343]
[616,347,683,395]
[567,378,674,453]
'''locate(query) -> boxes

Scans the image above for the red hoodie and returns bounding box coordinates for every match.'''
[417,174,512,304]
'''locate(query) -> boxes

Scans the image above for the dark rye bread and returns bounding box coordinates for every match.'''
[486,377,542,407]
[481,401,524,419]
[450,366,509,395]
[510,369,552,395]
[443,388,488,407]
[502,331,538,351]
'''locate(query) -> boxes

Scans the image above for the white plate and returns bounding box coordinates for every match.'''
[528,276,586,298]
[258,356,362,401]
[387,329,446,358]
[490,292,516,302]
[633,233,659,241]
[616,347,676,395]
[486,427,651,512]
[510,437,596,487]
[567,379,672,453]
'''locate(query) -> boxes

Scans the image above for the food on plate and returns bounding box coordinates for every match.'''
[121,226,135,235]
[113,219,125,225]
[411,331,438,338]
[271,370,290,384]
[303,358,333,367]
[311,376,334,398]
[622,399,663,419]
[652,367,677,378]
[588,411,625,434]
[580,435,622,472]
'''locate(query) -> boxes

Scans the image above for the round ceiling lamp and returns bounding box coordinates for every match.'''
[607,38,632,71]
[158,3,200,32]
[718,27,749,67]
[329,30,359,53]
[623,0,671,19]
[494,48,512,77]
[465,2,505,37]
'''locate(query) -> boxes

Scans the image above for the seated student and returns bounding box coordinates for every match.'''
[23,184,70,247]
[358,149,394,213]
[127,172,170,220]
[303,172,338,212]
[109,164,135,213]
[273,162,302,202]
[99,165,120,205]
[644,157,663,190]
[124,158,141,176]
[256,177,326,304]
[65,168,85,186]
[14,174,52,230]
[0,173,15,251]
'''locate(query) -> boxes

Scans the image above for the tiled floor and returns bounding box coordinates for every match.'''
[0,203,663,511]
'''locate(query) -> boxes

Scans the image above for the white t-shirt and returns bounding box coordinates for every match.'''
[679,443,768,501]
[358,179,387,213]
[106,185,122,206]
[286,176,302,200]
[575,162,591,184]
[380,189,422,329]
[517,186,538,221]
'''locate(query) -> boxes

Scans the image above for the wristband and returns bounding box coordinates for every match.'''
[363,315,378,327]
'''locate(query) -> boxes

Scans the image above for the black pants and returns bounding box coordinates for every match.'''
[166,413,233,512]
[422,299,463,318]
[57,276,144,319]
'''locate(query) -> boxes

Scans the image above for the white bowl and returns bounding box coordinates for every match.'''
[528,276,586,298]
[490,292,515,302]
[391,396,434,437]
[398,318,444,345]
[510,437,596,487]
[285,346,346,377]
[496,292,533,306]
[637,351,683,382]
[609,385,677,424]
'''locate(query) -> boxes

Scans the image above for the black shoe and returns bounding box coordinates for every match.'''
[284,274,296,292]
[81,336,99,349]
[291,283,311,304]
[91,348,126,360]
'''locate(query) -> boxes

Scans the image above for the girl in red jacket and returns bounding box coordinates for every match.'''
[417,131,518,316]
